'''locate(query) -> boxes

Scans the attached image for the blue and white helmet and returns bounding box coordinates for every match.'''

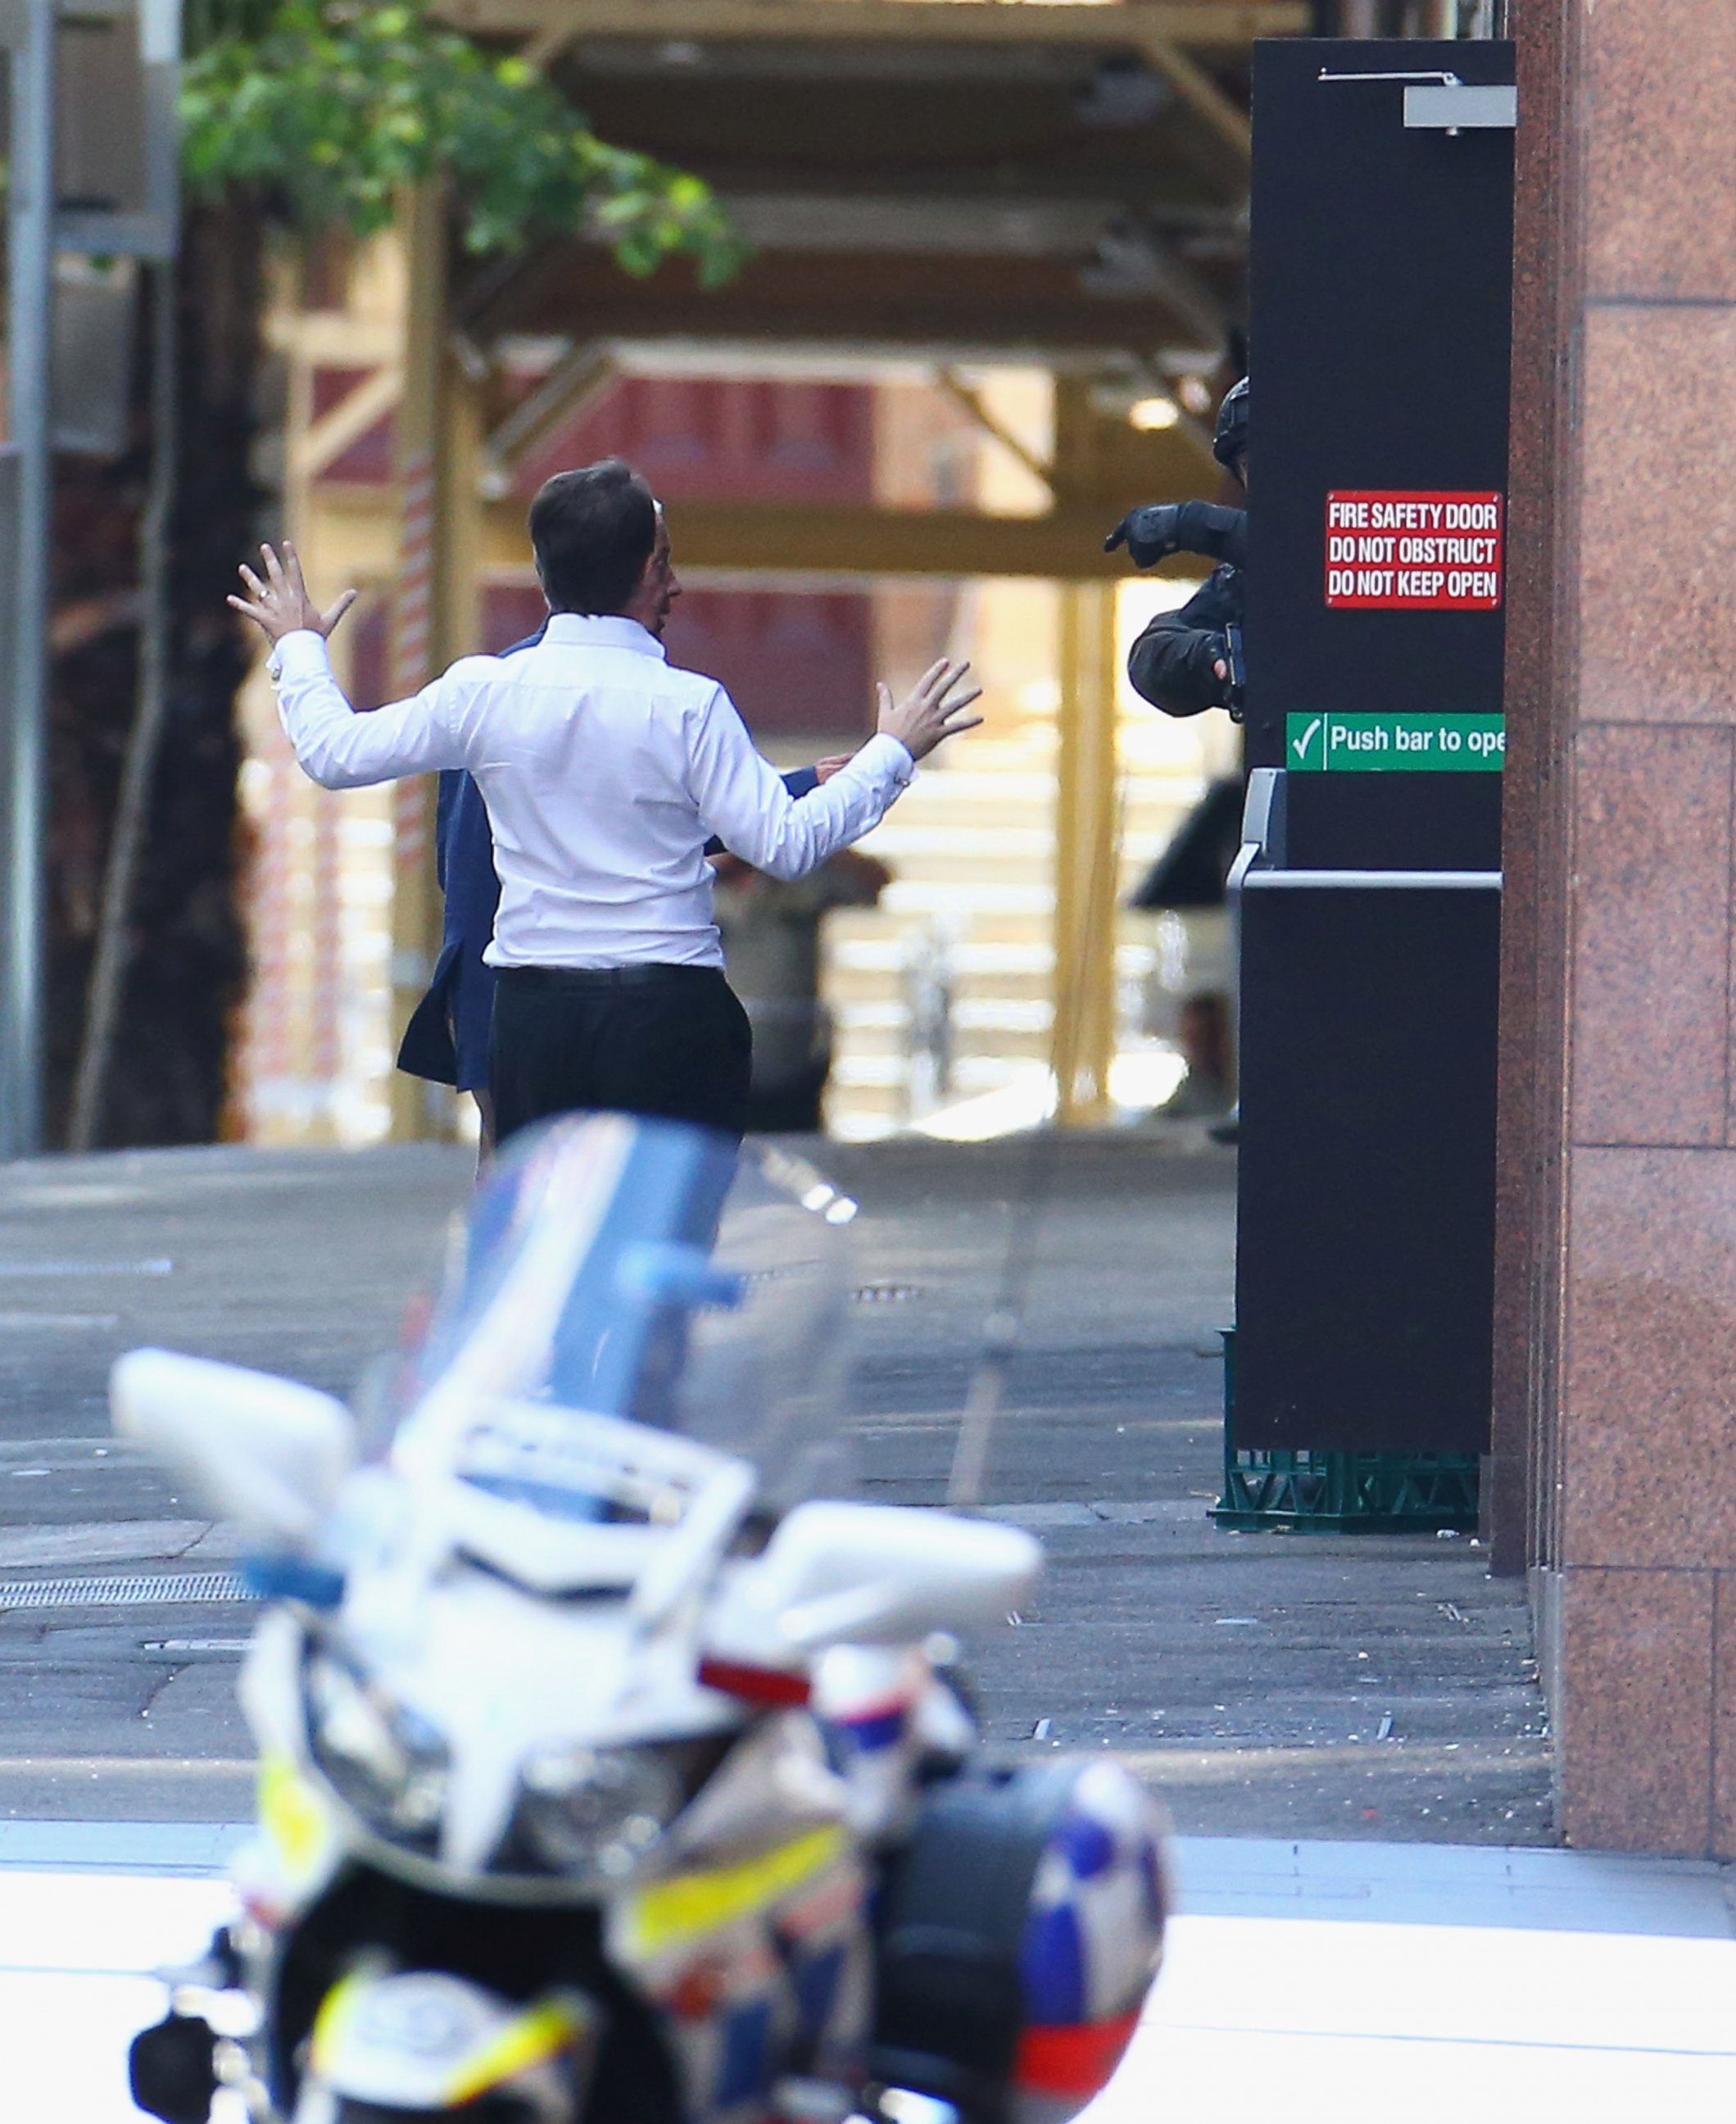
[1015,1759,1170,2121]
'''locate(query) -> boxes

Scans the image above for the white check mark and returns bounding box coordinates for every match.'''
[1292,716,1323,764]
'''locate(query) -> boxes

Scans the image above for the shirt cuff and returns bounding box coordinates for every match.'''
[265,629,333,685]
[858,731,916,785]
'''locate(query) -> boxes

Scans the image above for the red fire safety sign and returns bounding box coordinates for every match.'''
[1324,491,1504,610]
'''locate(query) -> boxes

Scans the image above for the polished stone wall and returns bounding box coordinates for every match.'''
[1495,0,1736,1855]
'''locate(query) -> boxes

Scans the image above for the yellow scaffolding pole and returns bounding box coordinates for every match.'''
[439,2,1308,53]
[389,183,483,1141]
[1051,580,1121,1127]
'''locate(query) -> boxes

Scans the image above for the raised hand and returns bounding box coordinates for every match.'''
[876,659,984,764]
[229,540,358,647]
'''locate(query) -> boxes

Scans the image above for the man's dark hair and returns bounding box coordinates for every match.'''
[528,459,659,615]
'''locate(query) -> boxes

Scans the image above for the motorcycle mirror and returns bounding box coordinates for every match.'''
[615,1240,746,1313]
[714,1501,1042,1657]
[111,1347,356,1551]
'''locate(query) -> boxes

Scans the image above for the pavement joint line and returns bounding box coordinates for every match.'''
[0,1520,241,1571]
[0,1756,254,1772]
[1124,1740,1549,1776]
[0,1259,175,1278]
[1153,2021,1736,2060]
[968,1498,1201,1525]
[0,1312,121,1330]
[0,1440,124,1455]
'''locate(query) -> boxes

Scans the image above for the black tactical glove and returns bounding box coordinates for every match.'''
[1105,504,1187,567]
[1104,500,1249,571]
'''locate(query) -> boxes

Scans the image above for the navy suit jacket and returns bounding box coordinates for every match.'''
[395,626,818,1091]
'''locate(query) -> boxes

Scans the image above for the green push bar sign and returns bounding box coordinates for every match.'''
[1286,711,1505,773]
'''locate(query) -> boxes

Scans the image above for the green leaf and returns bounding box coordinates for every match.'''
[181,0,743,284]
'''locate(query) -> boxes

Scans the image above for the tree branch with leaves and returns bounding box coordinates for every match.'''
[180,0,744,270]
[57,1,741,1149]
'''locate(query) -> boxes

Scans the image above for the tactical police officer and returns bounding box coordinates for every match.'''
[1107,377,1248,718]
[1108,379,1249,1136]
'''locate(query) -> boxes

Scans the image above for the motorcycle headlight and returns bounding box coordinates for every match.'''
[304,1650,449,1849]
[513,1742,705,1881]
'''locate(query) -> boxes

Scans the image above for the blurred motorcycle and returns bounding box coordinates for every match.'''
[119,1115,1168,2124]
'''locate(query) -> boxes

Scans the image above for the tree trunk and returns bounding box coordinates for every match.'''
[48,197,261,1147]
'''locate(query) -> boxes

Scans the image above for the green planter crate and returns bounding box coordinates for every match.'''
[1212,1328,1479,1535]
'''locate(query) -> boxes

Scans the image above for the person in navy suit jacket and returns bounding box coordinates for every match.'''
[395,625,830,1141]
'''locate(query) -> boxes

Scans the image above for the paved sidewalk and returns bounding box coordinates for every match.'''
[0,1137,1549,1837]
[1098,1838,1736,2124]
[0,1830,1728,2123]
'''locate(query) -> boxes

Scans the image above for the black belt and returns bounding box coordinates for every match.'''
[497,963,726,992]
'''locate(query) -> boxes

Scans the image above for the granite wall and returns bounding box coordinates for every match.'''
[1494,0,1736,1855]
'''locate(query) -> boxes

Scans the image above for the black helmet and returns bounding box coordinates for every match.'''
[1212,376,1249,474]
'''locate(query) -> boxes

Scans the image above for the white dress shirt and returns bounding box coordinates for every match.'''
[267,613,916,970]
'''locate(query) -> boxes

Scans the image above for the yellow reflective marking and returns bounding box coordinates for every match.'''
[447,1996,587,2106]
[312,1976,584,2104]
[624,1826,848,1958]
[308,1968,369,2076]
[257,1752,329,1881]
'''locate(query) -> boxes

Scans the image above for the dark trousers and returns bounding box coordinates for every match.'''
[489,964,754,1146]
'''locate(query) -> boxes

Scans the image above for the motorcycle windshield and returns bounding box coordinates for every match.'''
[395,1114,858,1513]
